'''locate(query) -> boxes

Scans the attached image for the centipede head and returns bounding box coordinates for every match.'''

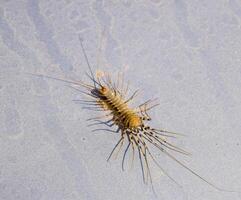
[99,86,108,95]
[90,85,108,98]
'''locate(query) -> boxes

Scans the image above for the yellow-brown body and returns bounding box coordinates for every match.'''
[98,86,142,130]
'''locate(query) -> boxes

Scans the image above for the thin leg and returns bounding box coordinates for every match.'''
[122,142,131,171]
[107,135,124,162]
[124,89,139,104]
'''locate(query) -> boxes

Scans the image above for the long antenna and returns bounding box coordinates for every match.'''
[78,35,97,88]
